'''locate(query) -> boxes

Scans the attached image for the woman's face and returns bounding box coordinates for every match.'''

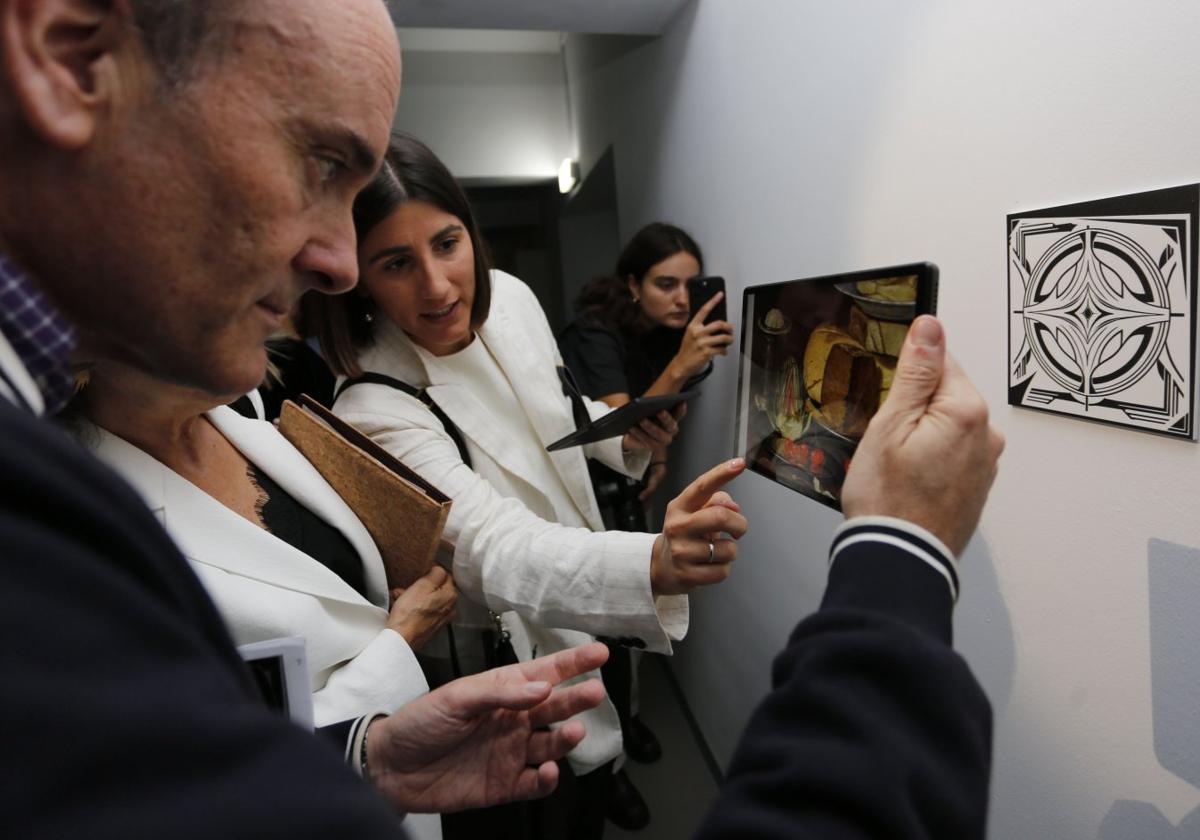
[629,251,701,329]
[358,200,477,356]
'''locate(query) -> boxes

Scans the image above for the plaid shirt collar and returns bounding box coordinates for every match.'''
[0,250,78,415]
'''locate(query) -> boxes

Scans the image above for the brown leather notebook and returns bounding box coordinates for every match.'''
[278,395,451,589]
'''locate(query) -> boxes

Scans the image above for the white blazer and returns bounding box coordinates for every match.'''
[87,406,430,728]
[333,270,689,773]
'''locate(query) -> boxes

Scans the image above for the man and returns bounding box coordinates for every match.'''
[0,1,608,836]
[699,316,1005,839]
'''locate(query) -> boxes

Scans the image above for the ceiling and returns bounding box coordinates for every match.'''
[397,28,562,54]
[385,0,691,36]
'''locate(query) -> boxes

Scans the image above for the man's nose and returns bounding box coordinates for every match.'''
[294,224,358,295]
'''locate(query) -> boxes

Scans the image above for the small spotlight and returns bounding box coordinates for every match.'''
[558,158,580,194]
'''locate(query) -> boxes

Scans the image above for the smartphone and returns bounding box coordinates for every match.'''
[687,275,727,324]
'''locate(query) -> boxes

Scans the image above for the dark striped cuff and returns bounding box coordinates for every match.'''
[830,516,959,602]
[343,712,389,777]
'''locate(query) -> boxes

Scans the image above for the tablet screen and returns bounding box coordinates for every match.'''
[734,262,938,510]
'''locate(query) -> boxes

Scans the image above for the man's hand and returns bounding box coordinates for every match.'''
[366,643,609,813]
[650,458,749,595]
[842,316,1005,556]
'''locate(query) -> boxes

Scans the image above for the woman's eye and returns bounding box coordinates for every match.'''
[435,237,459,254]
[383,255,411,272]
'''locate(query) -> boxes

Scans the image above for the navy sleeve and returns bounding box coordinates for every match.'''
[559,322,629,398]
[698,538,992,840]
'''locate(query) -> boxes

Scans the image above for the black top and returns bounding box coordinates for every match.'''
[249,463,367,598]
[0,395,403,838]
[558,319,682,400]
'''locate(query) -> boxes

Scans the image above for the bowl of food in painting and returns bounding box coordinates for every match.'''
[758,306,791,336]
[834,275,918,321]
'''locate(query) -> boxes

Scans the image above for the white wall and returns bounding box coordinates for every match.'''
[395,45,571,182]
[566,2,1200,837]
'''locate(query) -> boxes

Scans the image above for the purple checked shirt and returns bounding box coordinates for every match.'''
[0,251,77,415]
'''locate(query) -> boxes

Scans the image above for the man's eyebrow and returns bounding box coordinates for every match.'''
[336,128,380,176]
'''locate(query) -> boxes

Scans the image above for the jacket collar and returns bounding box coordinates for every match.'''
[90,406,389,609]
[0,331,44,415]
[359,287,600,527]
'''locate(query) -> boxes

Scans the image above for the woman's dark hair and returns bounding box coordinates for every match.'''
[304,133,493,377]
[574,222,703,330]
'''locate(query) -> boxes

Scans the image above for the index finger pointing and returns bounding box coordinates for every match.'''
[673,458,746,513]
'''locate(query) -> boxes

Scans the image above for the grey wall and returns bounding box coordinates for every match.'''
[565,2,1200,836]
[395,47,571,182]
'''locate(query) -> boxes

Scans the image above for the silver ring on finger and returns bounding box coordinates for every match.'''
[707,541,716,563]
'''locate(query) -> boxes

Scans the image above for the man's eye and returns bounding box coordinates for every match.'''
[315,155,347,183]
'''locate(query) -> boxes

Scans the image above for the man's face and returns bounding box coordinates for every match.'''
[66,0,400,397]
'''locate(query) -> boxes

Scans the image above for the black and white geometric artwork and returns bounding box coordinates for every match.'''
[1008,185,1199,440]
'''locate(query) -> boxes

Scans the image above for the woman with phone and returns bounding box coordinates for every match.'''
[303,134,747,840]
[557,223,734,829]
[559,223,735,516]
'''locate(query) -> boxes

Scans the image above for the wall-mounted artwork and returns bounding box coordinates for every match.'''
[1008,185,1199,440]
[734,263,938,510]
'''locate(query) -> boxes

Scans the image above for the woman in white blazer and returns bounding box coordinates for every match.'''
[75,361,456,840]
[306,134,749,840]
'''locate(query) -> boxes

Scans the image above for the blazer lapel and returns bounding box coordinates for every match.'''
[91,422,381,610]
[477,306,601,526]
[367,319,546,493]
[208,406,390,605]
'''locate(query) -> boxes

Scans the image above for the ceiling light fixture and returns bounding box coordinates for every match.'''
[558,158,580,194]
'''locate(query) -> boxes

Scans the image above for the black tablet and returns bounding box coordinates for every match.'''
[733,262,939,510]
[547,390,700,452]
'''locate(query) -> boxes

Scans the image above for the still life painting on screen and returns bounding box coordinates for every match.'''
[735,267,931,509]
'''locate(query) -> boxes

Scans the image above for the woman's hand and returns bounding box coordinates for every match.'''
[387,566,458,649]
[669,292,735,380]
[639,460,669,504]
[622,403,687,452]
[649,458,748,596]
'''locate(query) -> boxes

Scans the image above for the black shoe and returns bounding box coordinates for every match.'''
[606,768,650,831]
[623,716,662,764]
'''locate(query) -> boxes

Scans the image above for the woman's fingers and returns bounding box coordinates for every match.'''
[677,503,748,540]
[690,291,725,325]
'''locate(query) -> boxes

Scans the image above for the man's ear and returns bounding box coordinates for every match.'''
[0,0,129,149]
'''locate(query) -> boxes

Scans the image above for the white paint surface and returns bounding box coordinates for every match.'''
[387,0,690,35]
[395,48,572,181]
[565,2,1200,836]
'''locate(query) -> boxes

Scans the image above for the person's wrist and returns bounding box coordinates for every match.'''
[360,713,388,783]
[665,359,690,386]
[649,534,666,595]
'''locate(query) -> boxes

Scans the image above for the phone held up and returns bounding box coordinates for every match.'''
[687,275,727,324]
